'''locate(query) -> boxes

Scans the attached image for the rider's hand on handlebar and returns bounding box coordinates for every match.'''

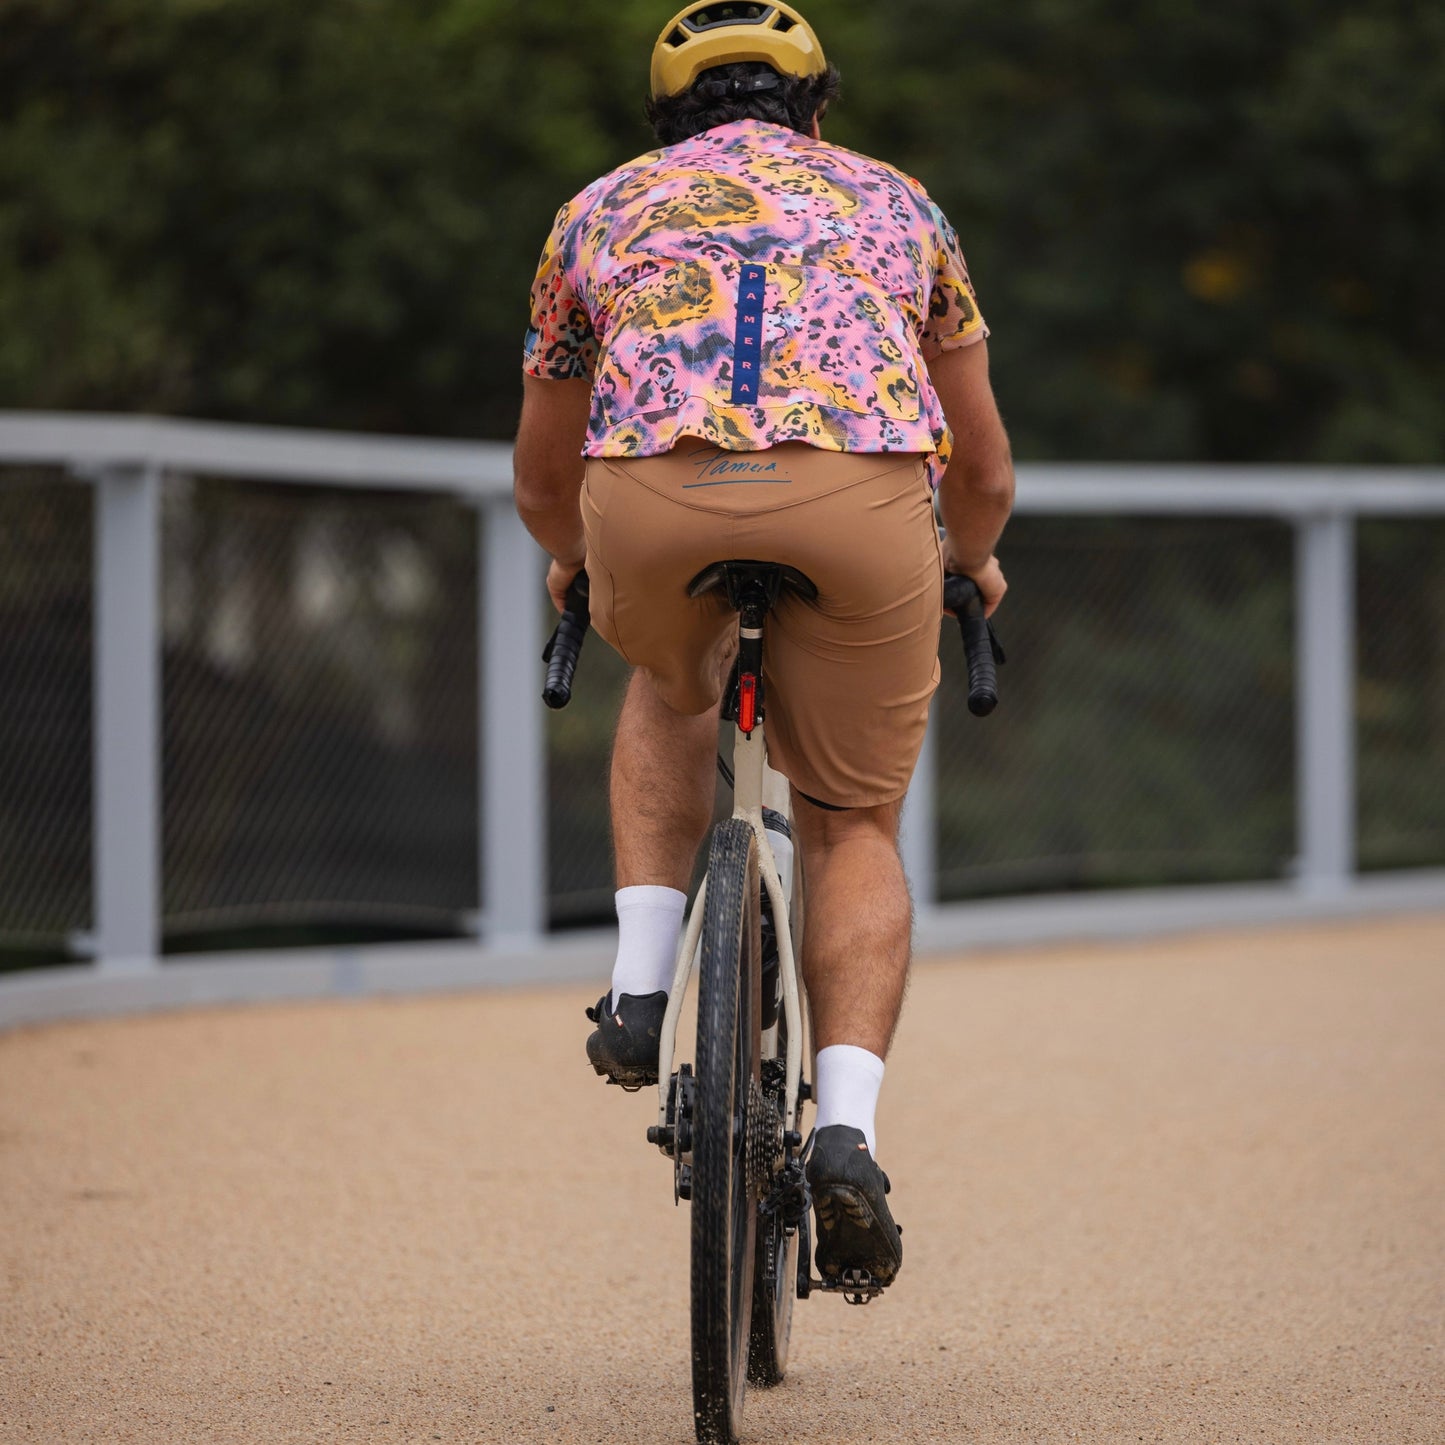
[547,554,586,615]
[942,549,1007,618]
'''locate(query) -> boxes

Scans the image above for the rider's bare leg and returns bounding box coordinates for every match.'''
[788,794,910,1157]
[788,795,911,1059]
[611,668,720,893]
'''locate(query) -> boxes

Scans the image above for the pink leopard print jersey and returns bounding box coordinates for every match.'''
[523,120,986,486]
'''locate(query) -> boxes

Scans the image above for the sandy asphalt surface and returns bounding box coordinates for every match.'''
[2,914,1443,1444]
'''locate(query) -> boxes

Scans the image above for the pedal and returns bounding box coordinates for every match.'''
[592,1063,655,1093]
[838,1269,886,1305]
[812,1269,887,1306]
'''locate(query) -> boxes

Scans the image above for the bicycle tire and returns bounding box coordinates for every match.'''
[691,817,763,1445]
[747,840,804,1387]
[746,1051,796,1386]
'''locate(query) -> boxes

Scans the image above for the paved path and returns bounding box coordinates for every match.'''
[3,915,1443,1443]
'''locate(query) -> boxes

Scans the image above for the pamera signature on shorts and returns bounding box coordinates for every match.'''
[683,446,795,488]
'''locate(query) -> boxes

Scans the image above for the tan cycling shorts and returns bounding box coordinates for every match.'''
[581,442,944,809]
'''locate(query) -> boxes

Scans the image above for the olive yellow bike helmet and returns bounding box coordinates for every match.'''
[650,2,828,100]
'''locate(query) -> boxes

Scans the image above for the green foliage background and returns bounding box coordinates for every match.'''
[3,0,1442,461]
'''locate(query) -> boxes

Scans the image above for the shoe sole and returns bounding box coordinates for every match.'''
[812,1181,902,1287]
[585,1028,660,1089]
[589,1060,658,1089]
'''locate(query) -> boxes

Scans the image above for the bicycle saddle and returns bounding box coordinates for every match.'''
[687,560,819,610]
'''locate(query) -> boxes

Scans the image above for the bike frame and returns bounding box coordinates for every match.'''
[656,703,806,1138]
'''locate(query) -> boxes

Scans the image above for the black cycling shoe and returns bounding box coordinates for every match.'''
[805,1125,903,1288]
[584,990,666,1089]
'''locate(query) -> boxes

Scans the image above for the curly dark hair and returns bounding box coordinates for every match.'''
[645,60,842,146]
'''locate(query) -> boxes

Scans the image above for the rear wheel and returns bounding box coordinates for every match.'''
[745,838,803,1387]
[691,818,763,1445]
[746,1055,797,1386]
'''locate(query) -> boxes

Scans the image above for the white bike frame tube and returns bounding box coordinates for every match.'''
[656,874,707,1123]
[729,704,806,1137]
[653,721,807,1137]
[756,819,803,1134]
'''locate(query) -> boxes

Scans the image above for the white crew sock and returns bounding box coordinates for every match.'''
[813,1044,886,1159]
[610,885,687,1001]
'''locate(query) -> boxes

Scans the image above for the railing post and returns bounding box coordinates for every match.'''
[1294,510,1356,894]
[480,498,547,947]
[901,712,937,917]
[92,462,162,970]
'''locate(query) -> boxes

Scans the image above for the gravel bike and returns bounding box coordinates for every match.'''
[544,560,1000,1445]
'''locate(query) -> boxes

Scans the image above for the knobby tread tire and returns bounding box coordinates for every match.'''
[691,818,762,1445]
[746,838,804,1388]
[746,1065,794,1387]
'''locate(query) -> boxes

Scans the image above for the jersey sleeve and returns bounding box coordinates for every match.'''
[522,203,598,381]
[920,201,988,360]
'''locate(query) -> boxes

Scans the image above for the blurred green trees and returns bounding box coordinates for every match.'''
[2,0,1441,460]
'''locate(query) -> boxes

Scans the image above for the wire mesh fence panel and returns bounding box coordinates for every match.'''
[1357,519,1445,872]
[933,516,1296,899]
[0,470,92,953]
[8,447,1437,965]
[161,477,478,940]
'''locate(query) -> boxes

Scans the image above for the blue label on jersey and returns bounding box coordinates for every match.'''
[730,264,767,407]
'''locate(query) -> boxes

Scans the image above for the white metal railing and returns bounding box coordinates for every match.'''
[904,466,1445,909]
[1,412,532,971]
[3,411,1445,985]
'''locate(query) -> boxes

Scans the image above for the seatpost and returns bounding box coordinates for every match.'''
[735,588,768,737]
[728,581,769,818]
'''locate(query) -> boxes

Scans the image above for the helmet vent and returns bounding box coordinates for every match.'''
[685,5,770,33]
[666,25,687,45]
[773,14,795,30]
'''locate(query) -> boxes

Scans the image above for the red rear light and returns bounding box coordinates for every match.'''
[738,672,758,734]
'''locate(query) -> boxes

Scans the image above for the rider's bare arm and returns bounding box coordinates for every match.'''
[927,339,1014,616]
[513,374,593,611]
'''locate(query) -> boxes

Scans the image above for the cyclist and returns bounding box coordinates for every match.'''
[513,1,1014,1291]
